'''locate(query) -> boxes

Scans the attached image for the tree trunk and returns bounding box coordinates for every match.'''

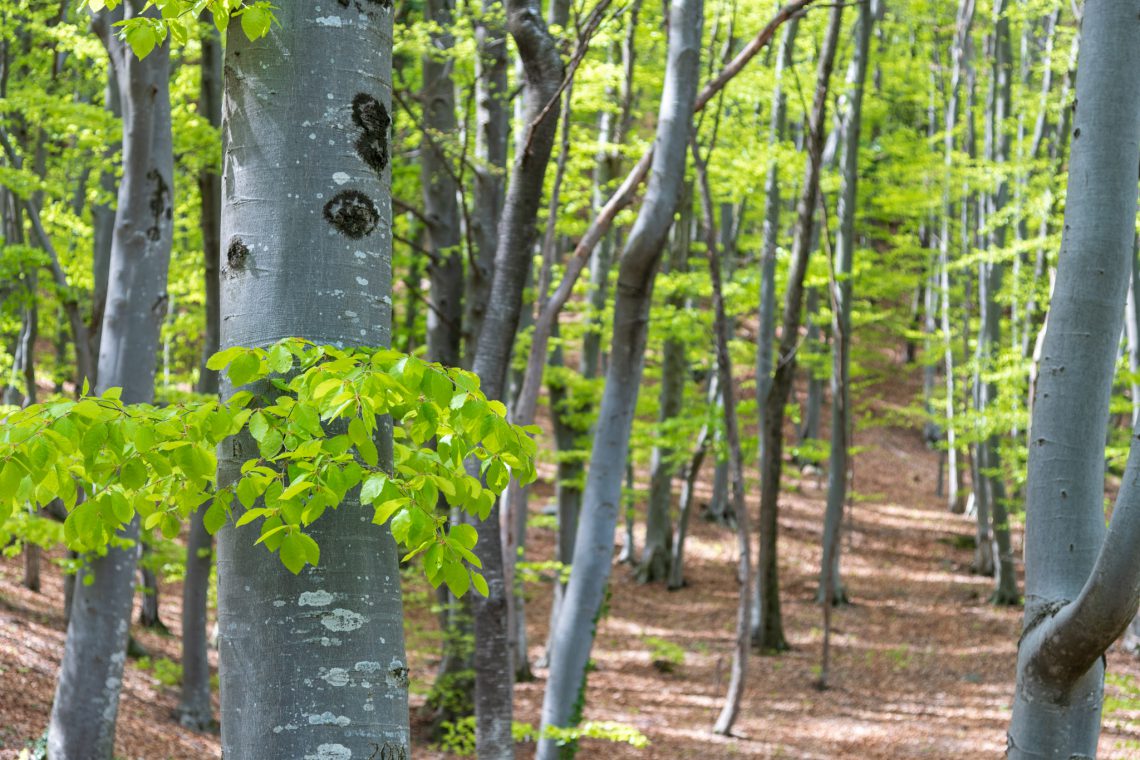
[692,139,752,737]
[215,6,410,758]
[423,0,464,367]
[753,2,843,653]
[536,1,703,753]
[48,6,174,756]
[978,0,1018,605]
[177,22,222,732]
[468,2,562,755]
[638,183,691,583]
[1008,7,1140,753]
[750,15,798,637]
[463,0,510,365]
[821,0,874,609]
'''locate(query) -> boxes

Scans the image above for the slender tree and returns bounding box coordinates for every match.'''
[536,0,703,751]
[754,1,843,652]
[48,5,174,756]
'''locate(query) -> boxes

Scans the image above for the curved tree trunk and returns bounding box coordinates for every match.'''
[215,6,410,758]
[750,14,798,636]
[536,0,703,753]
[467,2,562,755]
[1008,6,1140,753]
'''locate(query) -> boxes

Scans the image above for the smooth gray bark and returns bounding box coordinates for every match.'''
[666,375,713,591]
[467,2,562,755]
[754,2,842,653]
[692,140,752,737]
[177,23,222,732]
[821,0,873,609]
[423,0,464,367]
[978,0,1018,605]
[1008,3,1140,753]
[938,0,974,515]
[464,0,509,364]
[48,6,173,757]
[749,15,797,635]
[535,1,703,752]
[638,183,691,583]
[215,6,409,758]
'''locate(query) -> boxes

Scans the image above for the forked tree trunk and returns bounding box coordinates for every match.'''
[1008,8,1140,754]
[49,6,173,756]
[536,0,703,753]
[215,6,410,757]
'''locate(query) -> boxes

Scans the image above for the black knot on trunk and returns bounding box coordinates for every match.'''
[324,190,380,239]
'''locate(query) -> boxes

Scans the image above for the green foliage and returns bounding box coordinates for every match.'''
[0,338,537,595]
[83,1,276,58]
[134,656,182,687]
[435,717,648,757]
[642,635,684,673]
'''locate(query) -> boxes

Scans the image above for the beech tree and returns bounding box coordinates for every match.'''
[48,4,173,754]
[1007,4,1140,754]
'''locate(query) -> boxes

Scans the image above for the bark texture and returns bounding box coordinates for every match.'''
[754,1,843,652]
[215,6,409,758]
[177,22,222,732]
[1008,4,1140,754]
[48,5,174,756]
[467,2,562,756]
[536,0,703,753]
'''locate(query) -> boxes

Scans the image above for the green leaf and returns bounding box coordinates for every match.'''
[122,20,157,59]
[206,346,243,371]
[203,500,227,534]
[280,531,307,574]
[443,561,470,597]
[450,523,478,549]
[248,411,269,442]
[360,474,386,505]
[235,507,268,527]
[471,571,489,597]
[228,351,261,387]
[268,344,293,374]
[240,4,273,40]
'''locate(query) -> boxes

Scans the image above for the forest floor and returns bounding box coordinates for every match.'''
[3,365,1140,758]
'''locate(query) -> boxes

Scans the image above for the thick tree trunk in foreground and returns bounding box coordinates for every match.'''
[1007,6,1140,755]
[754,2,843,653]
[215,6,409,758]
[536,1,703,753]
[48,7,174,757]
[178,23,222,732]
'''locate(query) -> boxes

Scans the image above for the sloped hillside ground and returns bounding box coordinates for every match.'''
[3,368,1140,759]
